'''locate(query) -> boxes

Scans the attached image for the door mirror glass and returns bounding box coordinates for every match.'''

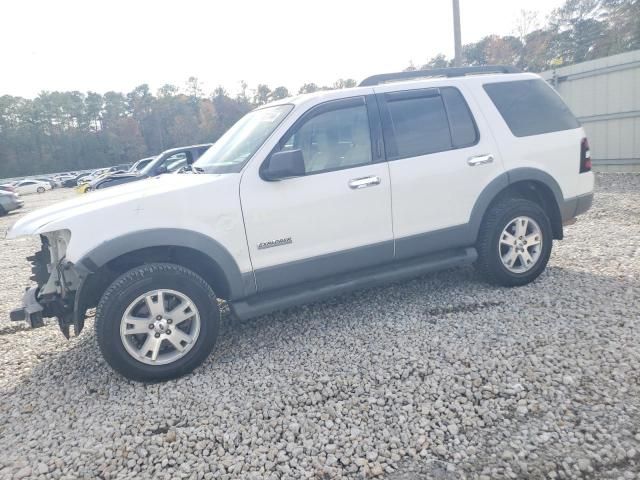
[262,149,305,180]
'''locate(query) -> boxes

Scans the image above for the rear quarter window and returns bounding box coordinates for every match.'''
[483,79,579,137]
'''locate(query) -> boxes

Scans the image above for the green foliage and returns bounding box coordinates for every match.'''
[252,84,272,106]
[0,74,358,177]
[332,79,357,89]
[270,86,290,101]
[298,83,320,94]
[411,0,639,72]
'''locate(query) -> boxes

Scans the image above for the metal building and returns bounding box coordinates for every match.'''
[540,49,640,171]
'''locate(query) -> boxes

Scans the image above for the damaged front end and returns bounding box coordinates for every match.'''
[10,231,85,338]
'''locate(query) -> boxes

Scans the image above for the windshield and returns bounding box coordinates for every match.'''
[194,104,293,173]
[130,157,155,172]
[140,152,185,176]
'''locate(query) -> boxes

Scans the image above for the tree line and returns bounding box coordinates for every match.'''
[1,0,637,178]
[0,77,356,178]
[408,0,638,72]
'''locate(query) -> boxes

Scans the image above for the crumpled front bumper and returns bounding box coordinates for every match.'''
[10,286,45,328]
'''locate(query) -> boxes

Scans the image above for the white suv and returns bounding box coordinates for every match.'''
[8,66,594,381]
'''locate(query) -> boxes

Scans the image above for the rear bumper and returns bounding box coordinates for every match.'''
[560,192,593,222]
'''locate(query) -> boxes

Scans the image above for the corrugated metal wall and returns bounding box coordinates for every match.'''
[541,50,640,170]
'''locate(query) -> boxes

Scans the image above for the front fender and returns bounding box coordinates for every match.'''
[77,228,252,300]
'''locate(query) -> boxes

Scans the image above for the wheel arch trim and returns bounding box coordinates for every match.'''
[469,168,567,241]
[76,228,251,300]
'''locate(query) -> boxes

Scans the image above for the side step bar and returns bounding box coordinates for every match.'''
[231,247,477,320]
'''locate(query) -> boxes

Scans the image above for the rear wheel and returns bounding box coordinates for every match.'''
[95,263,220,382]
[475,198,552,286]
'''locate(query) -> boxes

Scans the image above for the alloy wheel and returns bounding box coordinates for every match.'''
[119,289,201,365]
[498,216,543,274]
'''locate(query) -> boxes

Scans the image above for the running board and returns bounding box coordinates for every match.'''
[231,247,477,320]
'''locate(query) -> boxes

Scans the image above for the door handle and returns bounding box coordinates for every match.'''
[348,176,381,189]
[467,154,494,166]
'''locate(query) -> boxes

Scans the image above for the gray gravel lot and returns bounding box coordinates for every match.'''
[0,174,639,479]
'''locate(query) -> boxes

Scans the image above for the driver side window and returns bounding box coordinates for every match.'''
[279,102,372,175]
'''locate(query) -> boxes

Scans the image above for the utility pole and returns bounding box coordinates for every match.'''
[452,0,462,67]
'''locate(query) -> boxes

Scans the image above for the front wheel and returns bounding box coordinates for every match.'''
[37,186,45,193]
[475,198,553,287]
[95,263,220,382]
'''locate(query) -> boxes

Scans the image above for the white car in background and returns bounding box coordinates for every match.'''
[13,179,52,195]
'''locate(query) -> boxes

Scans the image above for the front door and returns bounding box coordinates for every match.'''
[240,96,394,292]
[18,181,37,194]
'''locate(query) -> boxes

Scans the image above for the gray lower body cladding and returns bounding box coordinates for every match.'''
[560,192,594,221]
[232,247,477,320]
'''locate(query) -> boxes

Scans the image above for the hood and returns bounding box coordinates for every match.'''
[7,174,224,238]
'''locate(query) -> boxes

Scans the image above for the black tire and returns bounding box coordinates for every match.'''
[475,198,553,287]
[37,186,45,193]
[0,205,6,216]
[95,263,220,382]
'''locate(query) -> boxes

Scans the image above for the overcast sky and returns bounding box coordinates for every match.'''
[2,0,564,98]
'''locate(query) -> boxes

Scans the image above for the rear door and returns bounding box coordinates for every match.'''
[374,84,505,259]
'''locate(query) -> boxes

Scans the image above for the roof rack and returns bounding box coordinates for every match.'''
[359,65,520,87]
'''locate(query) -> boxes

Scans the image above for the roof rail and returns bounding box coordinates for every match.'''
[359,65,521,87]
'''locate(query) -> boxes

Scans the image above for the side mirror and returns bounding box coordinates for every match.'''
[262,149,305,181]
[155,165,168,175]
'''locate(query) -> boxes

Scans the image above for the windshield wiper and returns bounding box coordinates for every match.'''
[191,166,204,174]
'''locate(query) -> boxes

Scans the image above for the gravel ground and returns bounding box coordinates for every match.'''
[0,174,638,480]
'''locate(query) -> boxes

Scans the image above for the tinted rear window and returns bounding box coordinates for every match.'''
[387,95,451,158]
[441,87,478,148]
[483,79,579,137]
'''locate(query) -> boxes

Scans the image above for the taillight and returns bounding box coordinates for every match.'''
[580,137,591,173]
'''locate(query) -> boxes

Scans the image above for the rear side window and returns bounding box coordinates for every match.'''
[387,95,451,158]
[383,87,478,160]
[483,79,579,137]
[441,88,478,147]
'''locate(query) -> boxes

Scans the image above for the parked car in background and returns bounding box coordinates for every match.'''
[75,168,112,189]
[55,173,77,185]
[34,177,59,189]
[129,157,155,173]
[13,179,52,195]
[0,190,23,216]
[79,168,130,193]
[92,144,212,191]
[63,172,92,188]
[0,184,16,193]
